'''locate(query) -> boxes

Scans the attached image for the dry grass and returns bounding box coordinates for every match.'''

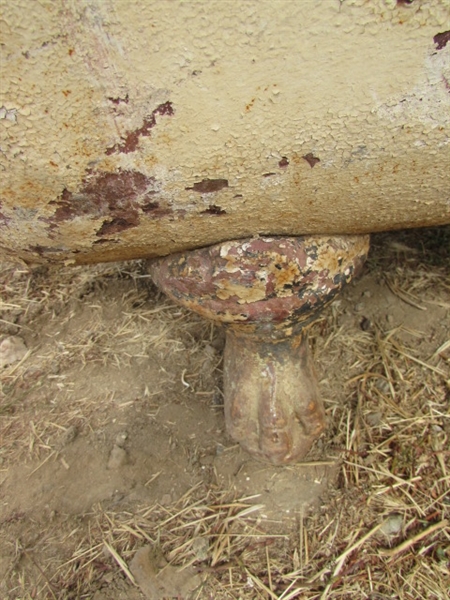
[1,227,449,599]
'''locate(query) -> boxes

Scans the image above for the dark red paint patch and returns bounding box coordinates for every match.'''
[106,101,174,155]
[278,157,289,168]
[186,179,229,193]
[108,94,129,105]
[141,201,160,212]
[141,201,174,219]
[96,217,138,236]
[434,31,450,50]
[201,204,227,215]
[302,153,321,168]
[49,169,160,234]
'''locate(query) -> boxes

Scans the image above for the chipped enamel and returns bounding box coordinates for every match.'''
[149,235,370,336]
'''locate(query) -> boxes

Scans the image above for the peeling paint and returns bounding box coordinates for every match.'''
[48,170,157,227]
[186,179,229,194]
[434,30,450,50]
[0,107,17,123]
[105,101,174,155]
[302,153,321,168]
[0,0,449,265]
[96,217,138,236]
[108,94,129,105]
[149,235,370,336]
[201,205,227,215]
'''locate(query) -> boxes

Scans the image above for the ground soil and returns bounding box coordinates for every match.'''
[0,228,449,599]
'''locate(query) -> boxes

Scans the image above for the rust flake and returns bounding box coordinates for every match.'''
[201,204,227,215]
[434,31,450,50]
[186,179,229,193]
[141,201,175,219]
[48,169,164,235]
[108,94,129,105]
[302,153,320,168]
[96,216,138,236]
[106,101,174,155]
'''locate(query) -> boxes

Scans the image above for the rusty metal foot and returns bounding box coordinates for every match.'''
[149,235,369,465]
[224,330,324,464]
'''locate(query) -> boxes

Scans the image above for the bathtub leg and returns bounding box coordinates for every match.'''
[149,234,369,464]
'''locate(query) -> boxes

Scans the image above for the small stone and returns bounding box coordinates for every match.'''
[354,302,364,313]
[0,336,28,368]
[380,514,403,538]
[216,443,225,456]
[386,314,394,324]
[192,537,209,561]
[107,445,128,469]
[363,290,372,298]
[366,411,382,427]
[375,378,390,395]
[115,431,128,448]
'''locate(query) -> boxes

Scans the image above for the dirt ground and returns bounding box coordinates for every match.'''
[0,228,449,599]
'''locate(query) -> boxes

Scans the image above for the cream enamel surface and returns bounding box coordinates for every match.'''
[0,0,449,264]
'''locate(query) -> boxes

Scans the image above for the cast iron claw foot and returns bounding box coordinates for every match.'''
[149,235,370,465]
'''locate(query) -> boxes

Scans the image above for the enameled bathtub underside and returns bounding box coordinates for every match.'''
[0,0,449,264]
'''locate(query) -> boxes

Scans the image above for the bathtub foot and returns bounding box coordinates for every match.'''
[149,235,369,465]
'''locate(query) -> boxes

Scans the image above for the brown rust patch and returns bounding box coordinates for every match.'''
[245,98,256,112]
[105,101,174,155]
[108,94,129,105]
[302,153,321,168]
[149,236,370,334]
[96,217,138,236]
[141,201,174,219]
[201,204,227,215]
[186,179,229,194]
[434,31,450,50]
[278,157,289,168]
[48,169,160,233]
[141,201,160,213]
